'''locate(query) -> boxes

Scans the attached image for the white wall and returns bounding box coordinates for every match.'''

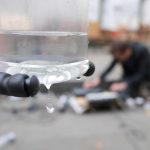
[101,0,141,31]
[142,0,150,27]
[88,0,101,22]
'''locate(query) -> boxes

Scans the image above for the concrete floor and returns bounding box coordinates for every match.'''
[0,106,150,150]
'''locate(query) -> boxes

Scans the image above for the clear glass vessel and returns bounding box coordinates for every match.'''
[0,0,89,89]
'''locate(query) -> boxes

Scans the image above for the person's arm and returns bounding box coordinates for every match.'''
[125,50,149,88]
[83,59,117,89]
[100,59,117,81]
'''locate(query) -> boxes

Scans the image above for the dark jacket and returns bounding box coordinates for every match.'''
[100,43,150,88]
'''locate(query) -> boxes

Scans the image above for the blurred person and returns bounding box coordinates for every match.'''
[84,41,150,98]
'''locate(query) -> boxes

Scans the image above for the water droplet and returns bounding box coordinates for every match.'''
[76,77,82,80]
[45,84,51,90]
[46,104,55,114]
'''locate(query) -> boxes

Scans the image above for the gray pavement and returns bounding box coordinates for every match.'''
[0,105,150,150]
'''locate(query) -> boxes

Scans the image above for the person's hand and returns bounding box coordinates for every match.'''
[110,82,128,92]
[83,78,101,89]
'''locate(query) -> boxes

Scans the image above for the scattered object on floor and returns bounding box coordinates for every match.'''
[0,132,16,148]
[126,97,145,108]
[57,91,126,114]
[126,98,136,108]
[69,96,90,114]
[86,91,125,110]
[144,101,150,117]
[135,97,145,106]
[57,95,69,112]
[86,92,119,101]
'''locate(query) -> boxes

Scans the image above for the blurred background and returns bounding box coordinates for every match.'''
[88,0,150,44]
[0,0,150,150]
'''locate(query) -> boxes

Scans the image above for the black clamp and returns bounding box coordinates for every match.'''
[84,61,95,77]
[0,73,40,97]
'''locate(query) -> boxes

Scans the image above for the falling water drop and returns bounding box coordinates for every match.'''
[45,84,51,90]
[76,77,82,80]
[46,104,55,114]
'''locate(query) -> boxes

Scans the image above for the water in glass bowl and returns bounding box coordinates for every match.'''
[0,31,89,89]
